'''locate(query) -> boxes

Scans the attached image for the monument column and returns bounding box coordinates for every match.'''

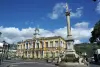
[57,3,89,67]
[65,4,74,51]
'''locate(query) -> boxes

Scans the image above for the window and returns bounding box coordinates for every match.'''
[29,42,32,49]
[23,43,25,49]
[41,42,44,48]
[26,42,28,49]
[50,41,53,47]
[55,41,58,47]
[33,42,35,49]
[60,41,62,47]
[45,42,48,48]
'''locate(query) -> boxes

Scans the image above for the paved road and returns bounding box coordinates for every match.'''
[10,62,55,67]
[10,61,100,67]
[11,62,100,67]
[89,64,100,67]
[0,60,100,67]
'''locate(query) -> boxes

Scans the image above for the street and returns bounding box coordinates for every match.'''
[0,60,100,67]
[10,62,55,67]
[90,64,100,67]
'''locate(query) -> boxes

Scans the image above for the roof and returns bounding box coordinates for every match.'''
[40,36,65,40]
[28,36,65,41]
[17,36,66,44]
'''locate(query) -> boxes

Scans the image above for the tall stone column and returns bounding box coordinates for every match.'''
[57,3,89,67]
[65,4,75,52]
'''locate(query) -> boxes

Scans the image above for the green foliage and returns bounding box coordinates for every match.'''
[90,20,100,43]
[75,43,100,57]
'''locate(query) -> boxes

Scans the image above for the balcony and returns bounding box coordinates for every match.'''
[44,47,57,51]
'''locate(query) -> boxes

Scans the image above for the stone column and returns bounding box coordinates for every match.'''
[65,4,74,51]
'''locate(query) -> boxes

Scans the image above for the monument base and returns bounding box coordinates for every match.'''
[64,49,79,58]
[56,49,89,67]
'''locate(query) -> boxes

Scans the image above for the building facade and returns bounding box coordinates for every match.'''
[16,27,67,59]
[16,36,66,59]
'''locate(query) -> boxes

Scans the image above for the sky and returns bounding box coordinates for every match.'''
[0,0,100,44]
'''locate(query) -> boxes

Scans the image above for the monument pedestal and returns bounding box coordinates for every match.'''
[58,39,89,67]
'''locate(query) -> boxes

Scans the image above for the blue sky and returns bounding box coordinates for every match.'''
[0,0,100,44]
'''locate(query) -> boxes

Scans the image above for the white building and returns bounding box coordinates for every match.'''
[0,42,3,54]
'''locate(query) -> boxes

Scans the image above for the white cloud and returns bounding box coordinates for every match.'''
[74,40,81,44]
[70,7,83,18]
[54,22,92,41]
[74,22,89,28]
[48,3,83,19]
[48,3,66,19]
[96,2,100,14]
[0,22,92,44]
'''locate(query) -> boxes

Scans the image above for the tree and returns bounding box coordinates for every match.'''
[90,20,100,44]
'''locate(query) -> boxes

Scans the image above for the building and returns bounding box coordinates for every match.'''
[0,42,9,60]
[16,36,66,59]
[16,27,67,59]
[0,42,3,56]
